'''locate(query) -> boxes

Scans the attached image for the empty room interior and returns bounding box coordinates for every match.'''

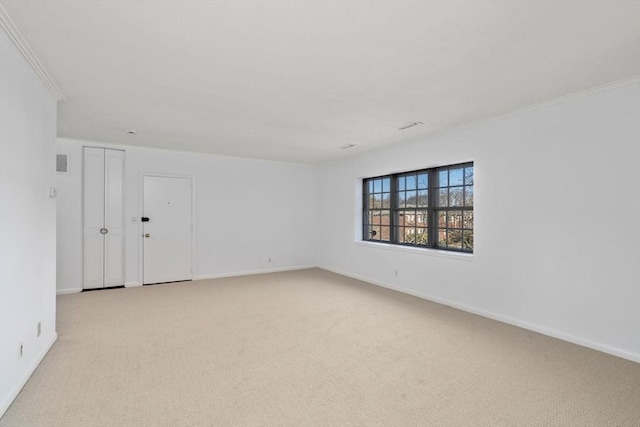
[1,1,639,426]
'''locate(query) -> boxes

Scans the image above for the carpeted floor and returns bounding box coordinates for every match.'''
[1,268,639,426]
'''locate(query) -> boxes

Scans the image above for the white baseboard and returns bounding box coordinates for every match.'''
[0,332,57,417]
[57,283,141,293]
[194,265,317,281]
[319,265,640,364]
[56,288,81,295]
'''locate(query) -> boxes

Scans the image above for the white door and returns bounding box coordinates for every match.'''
[83,147,105,289]
[103,150,125,287]
[83,147,124,289]
[143,176,193,284]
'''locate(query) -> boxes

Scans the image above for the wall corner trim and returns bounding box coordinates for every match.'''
[318,265,640,364]
[0,3,64,101]
[0,333,57,418]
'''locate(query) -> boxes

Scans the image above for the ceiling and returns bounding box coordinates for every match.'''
[2,1,639,164]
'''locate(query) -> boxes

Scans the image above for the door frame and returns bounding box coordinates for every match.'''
[138,172,196,285]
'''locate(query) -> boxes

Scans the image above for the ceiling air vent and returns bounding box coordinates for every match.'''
[398,121,423,130]
[56,154,69,174]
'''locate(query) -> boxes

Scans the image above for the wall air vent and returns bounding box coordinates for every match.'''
[56,154,69,173]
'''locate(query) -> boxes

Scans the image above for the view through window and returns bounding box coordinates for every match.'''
[363,162,473,252]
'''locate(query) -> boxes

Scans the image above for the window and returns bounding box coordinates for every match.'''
[363,162,474,253]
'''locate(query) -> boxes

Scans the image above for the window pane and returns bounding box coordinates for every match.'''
[463,230,474,250]
[373,179,382,193]
[438,170,448,187]
[417,173,428,189]
[368,195,375,209]
[398,176,405,191]
[406,190,417,208]
[379,226,390,241]
[450,168,464,186]
[417,189,428,207]
[416,210,428,226]
[373,194,382,208]
[463,211,474,229]
[367,180,374,193]
[464,167,474,185]
[448,211,463,228]
[438,211,447,228]
[382,178,390,192]
[438,188,448,207]
[368,224,377,239]
[404,227,417,244]
[403,211,417,226]
[447,230,463,249]
[450,187,463,207]
[406,175,416,190]
[381,210,391,227]
[382,193,391,209]
[438,229,447,247]
[415,228,428,245]
[398,191,406,208]
[464,186,474,206]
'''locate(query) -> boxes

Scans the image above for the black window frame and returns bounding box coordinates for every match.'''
[362,162,474,253]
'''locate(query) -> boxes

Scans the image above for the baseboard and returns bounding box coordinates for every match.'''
[56,288,81,295]
[319,265,640,363]
[124,282,142,288]
[0,332,57,417]
[194,265,317,281]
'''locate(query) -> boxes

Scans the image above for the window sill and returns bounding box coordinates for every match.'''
[354,240,473,261]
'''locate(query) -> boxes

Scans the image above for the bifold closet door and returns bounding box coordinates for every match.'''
[83,147,124,289]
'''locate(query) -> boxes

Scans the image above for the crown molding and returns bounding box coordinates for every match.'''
[0,3,64,101]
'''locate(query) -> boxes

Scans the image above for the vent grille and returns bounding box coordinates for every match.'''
[56,154,68,173]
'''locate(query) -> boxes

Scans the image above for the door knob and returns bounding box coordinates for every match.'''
[144,233,150,238]
[100,228,108,234]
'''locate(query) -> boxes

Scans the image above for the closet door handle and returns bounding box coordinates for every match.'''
[100,228,108,234]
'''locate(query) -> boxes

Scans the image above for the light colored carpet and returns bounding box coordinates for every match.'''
[1,268,639,426]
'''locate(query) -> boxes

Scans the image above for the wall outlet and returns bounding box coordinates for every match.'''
[268,257,272,263]
[37,321,41,337]
[19,342,23,358]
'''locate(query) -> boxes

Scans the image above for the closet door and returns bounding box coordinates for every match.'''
[83,147,106,289]
[103,150,124,287]
[82,147,124,289]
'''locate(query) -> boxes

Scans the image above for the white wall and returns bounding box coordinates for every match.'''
[56,140,318,291]
[0,28,58,415]
[318,81,640,362]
